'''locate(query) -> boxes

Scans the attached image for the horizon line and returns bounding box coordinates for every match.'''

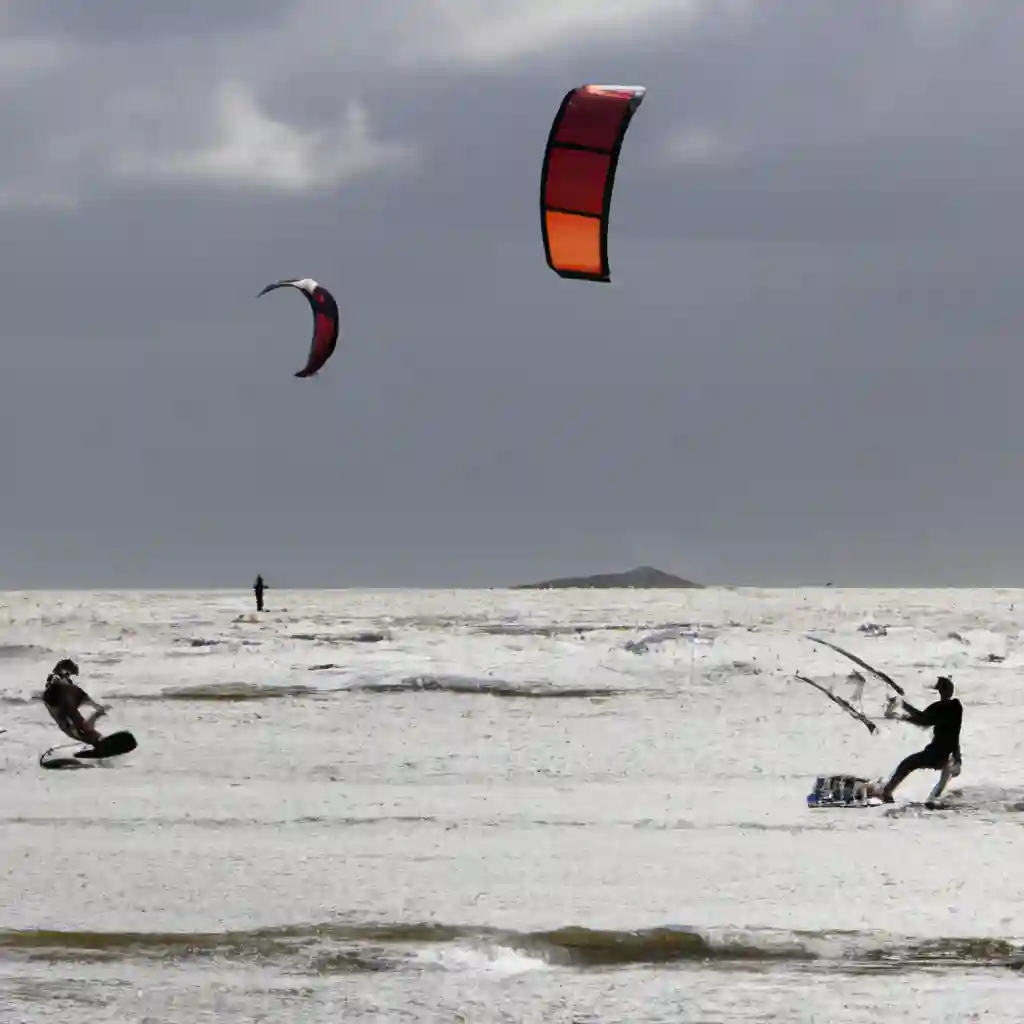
[0,583,1020,592]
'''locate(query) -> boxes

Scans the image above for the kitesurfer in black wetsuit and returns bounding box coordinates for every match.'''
[254,574,266,612]
[881,675,962,802]
[41,658,107,746]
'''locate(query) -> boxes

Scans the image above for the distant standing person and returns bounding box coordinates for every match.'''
[254,574,267,612]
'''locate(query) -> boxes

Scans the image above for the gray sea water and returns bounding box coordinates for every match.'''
[2,586,1023,1022]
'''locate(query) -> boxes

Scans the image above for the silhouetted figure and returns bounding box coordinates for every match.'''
[42,658,108,746]
[254,574,266,612]
[882,676,962,802]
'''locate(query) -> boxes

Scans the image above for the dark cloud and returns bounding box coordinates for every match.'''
[1,1,1023,588]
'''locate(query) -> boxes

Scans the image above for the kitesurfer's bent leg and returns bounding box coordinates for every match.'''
[882,747,946,802]
[53,711,102,747]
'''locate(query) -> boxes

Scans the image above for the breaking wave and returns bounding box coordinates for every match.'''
[85,676,637,703]
[115,677,627,702]
[352,674,626,698]
[1,922,1022,974]
[0,643,50,660]
[154,682,321,702]
[289,631,389,644]
[474,624,621,637]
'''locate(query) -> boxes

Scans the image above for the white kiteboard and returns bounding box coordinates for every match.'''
[807,774,885,808]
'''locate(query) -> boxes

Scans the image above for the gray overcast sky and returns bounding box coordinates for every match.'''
[1,0,1022,589]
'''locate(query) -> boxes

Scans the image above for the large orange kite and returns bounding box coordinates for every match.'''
[540,84,647,283]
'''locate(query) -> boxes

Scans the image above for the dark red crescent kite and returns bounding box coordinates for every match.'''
[257,278,340,378]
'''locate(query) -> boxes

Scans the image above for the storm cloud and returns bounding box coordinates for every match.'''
[0,1,1020,588]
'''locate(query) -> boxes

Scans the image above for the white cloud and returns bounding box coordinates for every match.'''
[910,0,967,25]
[229,0,745,78]
[0,0,746,208]
[0,183,75,211]
[112,83,419,193]
[662,126,742,168]
[389,0,750,66]
[0,37,66,84]
[0,0,1005,211]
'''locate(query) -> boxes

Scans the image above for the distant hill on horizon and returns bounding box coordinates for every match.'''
[511,565,703,590]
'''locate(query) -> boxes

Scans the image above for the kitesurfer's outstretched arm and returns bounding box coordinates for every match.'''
[896,701,955,746]
[81,699,109,727]
[897,699,929,725]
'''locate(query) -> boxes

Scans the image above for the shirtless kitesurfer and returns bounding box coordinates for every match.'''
[41,658,108,746]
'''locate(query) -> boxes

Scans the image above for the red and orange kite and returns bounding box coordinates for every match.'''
[540,84,647,283]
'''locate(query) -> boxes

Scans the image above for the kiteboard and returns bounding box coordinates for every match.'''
[39,730,138,771]
[807,774,885,808]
